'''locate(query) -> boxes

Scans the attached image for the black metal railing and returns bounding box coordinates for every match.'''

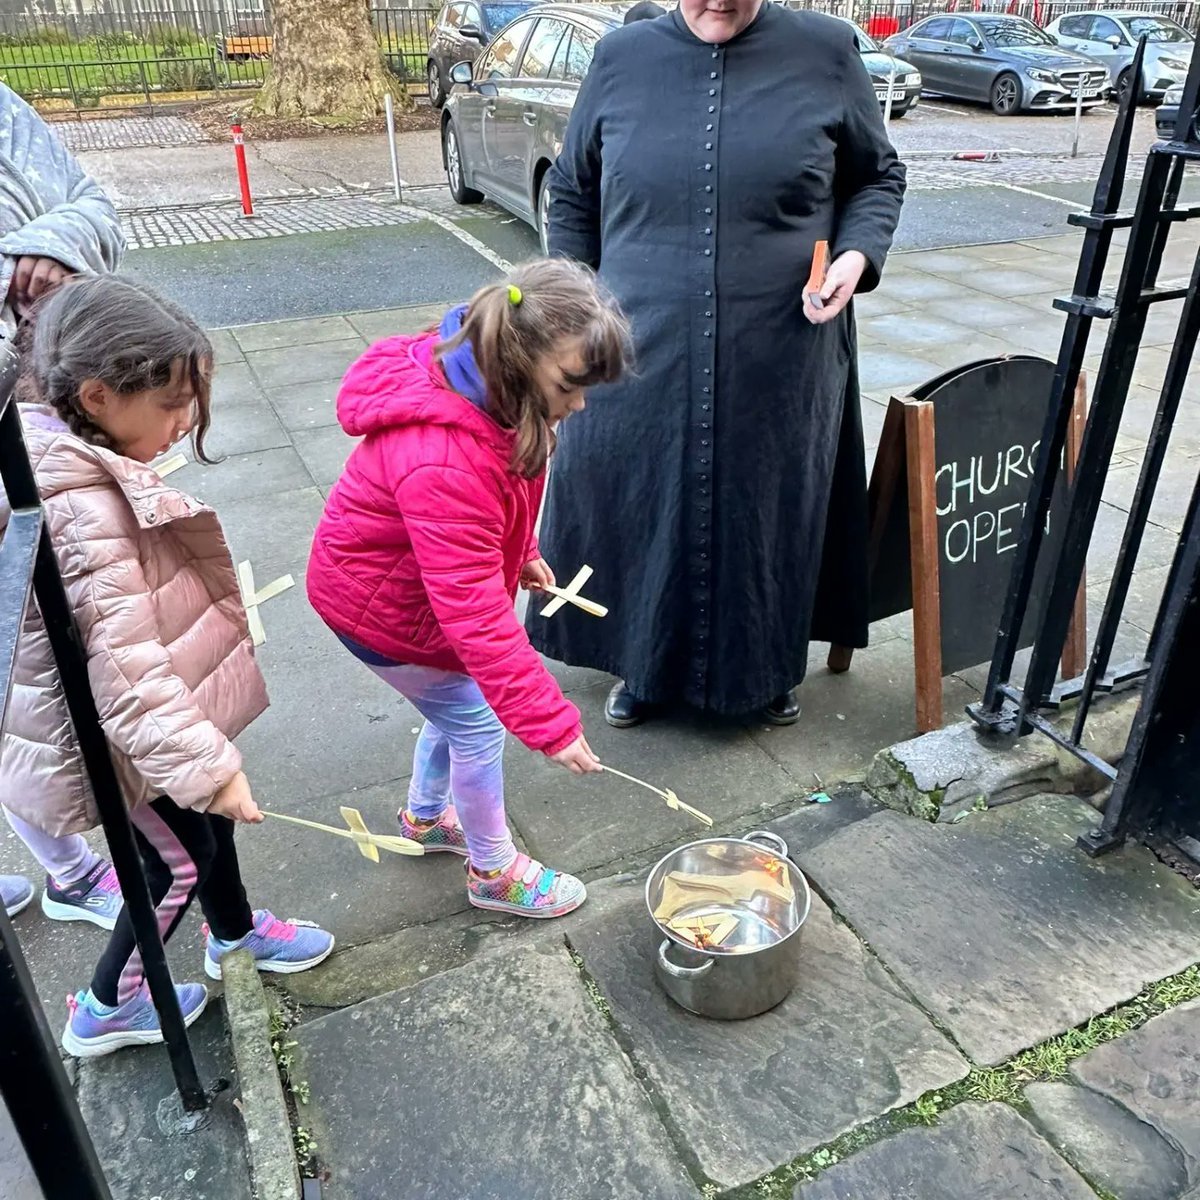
[968,36,1200,865]
[0,351,214,1195]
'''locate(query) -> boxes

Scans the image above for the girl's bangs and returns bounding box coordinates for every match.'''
[567,312,634,388]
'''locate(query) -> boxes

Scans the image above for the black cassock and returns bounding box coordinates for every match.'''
[530,2,906,715]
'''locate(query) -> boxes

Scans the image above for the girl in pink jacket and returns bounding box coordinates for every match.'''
[3,276,334,1057]
[308,260,631,919]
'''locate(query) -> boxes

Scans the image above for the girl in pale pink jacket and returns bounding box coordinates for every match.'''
[2,275,334,1058]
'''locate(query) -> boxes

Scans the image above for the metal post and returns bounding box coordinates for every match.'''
[231,123,255,218]
[1071,77,1084,157]
[883,54,898,124]
[1,906,113,1200]
[385,92,403,202]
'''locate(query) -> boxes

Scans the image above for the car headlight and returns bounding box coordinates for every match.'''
[1159,57,1189,71]
[906,72,921,85]
[1164,83,1185,103]
[1026,67,1058,82]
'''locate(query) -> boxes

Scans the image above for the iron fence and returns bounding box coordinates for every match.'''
[0,0,1196,111]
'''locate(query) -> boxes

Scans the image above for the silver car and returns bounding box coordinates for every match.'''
[1045,11,1194,104]
[441,4,624,253]
[884,14,1110,115]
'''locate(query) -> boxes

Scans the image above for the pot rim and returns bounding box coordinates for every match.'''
[644,832,813,957]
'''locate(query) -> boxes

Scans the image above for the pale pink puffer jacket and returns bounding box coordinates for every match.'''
[0,405,268,836]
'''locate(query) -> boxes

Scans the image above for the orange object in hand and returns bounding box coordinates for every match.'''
[805,240,830,310]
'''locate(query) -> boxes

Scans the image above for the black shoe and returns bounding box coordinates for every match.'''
[605,682,653,729]
[762,689,801,726]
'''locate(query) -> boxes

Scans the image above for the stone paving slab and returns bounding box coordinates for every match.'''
[797,797,1200,1066]
[792,1103,1096,1200]
[1025,1081,1190,1200]
[1067,998,1200,1194]
[569,890,968,1188]
[77,1007,253,1200]
[294,943,698,1200]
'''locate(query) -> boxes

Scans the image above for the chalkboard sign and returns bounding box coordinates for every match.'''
[831,356,1087,731]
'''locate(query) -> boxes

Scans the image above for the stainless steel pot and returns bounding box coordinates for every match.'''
[645,830,811,1021]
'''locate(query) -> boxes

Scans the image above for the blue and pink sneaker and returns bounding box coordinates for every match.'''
[204,909,334,980]
[62,983,208,1058]
[466,853,587,919]
[42,860,124,931]
[399,805,468,856]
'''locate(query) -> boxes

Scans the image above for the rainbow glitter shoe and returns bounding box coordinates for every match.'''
[466,853,587,919]
[400,806,468,857]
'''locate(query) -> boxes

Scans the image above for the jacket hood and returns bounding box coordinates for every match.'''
[336,333,515,456]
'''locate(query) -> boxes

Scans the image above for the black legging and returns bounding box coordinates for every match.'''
[91,797,254,1006]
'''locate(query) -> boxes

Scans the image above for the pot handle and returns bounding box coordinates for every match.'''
[657,938,713,980]
[744,829,789,860]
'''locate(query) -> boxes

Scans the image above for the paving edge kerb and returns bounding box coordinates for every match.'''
[223,949,302,1200]
[864,694,1139,822]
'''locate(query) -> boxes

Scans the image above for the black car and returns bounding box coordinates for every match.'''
[426,0,537,108]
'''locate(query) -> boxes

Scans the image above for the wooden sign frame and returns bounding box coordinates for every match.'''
[831,373,1089,733]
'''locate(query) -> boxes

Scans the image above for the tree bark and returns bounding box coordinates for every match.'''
[255,0,409,120]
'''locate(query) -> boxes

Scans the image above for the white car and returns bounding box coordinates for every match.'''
[1046,11,1194,103]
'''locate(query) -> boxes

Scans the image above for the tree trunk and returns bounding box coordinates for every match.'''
[256,0,409,120]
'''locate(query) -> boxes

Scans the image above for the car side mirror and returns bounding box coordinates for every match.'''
[449,61,474,85]
[459,23,484,40]
[1106,35,1123,48]
[969,37,984,51]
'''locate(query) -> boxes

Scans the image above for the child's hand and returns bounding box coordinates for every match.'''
[551,733,602,775]
[520,558,556,592]
[209,771,264,824]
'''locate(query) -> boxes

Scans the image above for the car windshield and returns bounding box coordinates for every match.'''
[846,21,878,52]
[1125,15,1191,42]
[977,18,1055,46]
[483,4,529,27]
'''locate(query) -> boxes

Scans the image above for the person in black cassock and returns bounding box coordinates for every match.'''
[529,0,906,728]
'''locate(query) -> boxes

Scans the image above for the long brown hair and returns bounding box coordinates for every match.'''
[19,274,217,463]
[436,259,632,478]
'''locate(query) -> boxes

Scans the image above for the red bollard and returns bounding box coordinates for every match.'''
[231,122,255,219]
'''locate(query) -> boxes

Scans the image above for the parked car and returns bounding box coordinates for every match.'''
[884,14,1110,114]
[426,0,537,108]
[839,16,923,117]
[1156,81,1196,139]
[441,4,624,251]
[1045,11,1194,104]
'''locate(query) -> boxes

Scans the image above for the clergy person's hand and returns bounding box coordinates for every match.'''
[804,250,868,325]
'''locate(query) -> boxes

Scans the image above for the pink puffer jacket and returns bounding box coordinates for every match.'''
[307,333,581,756]
[0,405,268,836]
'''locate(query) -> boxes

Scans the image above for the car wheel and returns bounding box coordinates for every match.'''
[444,121,483,206]
[428,60,445,108]
[990,72,1021,116]
[1116,67,1141,106]
[537,172,552,255]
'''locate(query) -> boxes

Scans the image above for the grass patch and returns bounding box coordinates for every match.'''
[721,963,1200,1199]
[267,989,321,1179]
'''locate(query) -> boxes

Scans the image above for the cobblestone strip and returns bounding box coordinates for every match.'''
[122,193,420,249]
[50,114,209,152]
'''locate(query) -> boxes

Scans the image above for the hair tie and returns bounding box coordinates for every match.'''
[507,284,523,307]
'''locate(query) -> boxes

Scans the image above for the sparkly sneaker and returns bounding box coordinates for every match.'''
[400,805,468,856]
[62,983,208,1059]
[2,874,34,918]
[204,909,335,980]
[466,853,587,919]
[42,861,124,931]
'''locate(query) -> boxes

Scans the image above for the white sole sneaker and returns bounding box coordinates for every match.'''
[61,992,208,1059]
[204,937,336,981]
[4,889,34,919]
[468,884,588,920]
[41,891,120,931]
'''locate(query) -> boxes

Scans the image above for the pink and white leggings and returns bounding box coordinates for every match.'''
[364,662,518,873]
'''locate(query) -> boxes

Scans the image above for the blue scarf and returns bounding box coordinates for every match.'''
[438,305,488,409]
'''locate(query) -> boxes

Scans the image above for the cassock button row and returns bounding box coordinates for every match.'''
[706,123,713,131]
[710,71,718,78]
[704,163,712,171]
[704,289,712,297]
[708,105,716,113]
[702,394,711,400]
[705,207,712,214]
[708,88,716,96]
[704,250,712,257]
[704,228,712,236]
[705,185,713,192]
[704,367,711,374]
[705,142,713,150]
